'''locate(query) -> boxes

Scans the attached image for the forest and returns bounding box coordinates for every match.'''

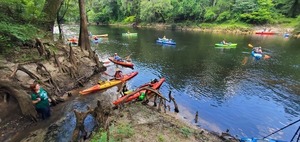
[0,0,300,53]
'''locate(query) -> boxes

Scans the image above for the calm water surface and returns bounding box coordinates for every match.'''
[88,25,300,141]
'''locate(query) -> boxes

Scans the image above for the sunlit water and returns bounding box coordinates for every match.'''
[61,25,300,141]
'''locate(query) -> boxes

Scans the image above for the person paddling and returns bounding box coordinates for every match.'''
[221,39,228,45]
[114,53,123,62]
[114,68,123,80]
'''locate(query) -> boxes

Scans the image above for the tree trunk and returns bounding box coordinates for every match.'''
[78,0,91,53]
[40,0,64,37]
[0,80,38,121]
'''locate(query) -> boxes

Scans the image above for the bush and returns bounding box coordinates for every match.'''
[216,11,231,23]
[123,16,136,24]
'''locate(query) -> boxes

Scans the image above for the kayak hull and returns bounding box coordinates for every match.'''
[113,78,166,105]
[108,57,134,68]
[122,33,138,36]
[94,34,108,37]
[215,43,237,47]
[255,32,276,35]
[156,38,176,45]
[79,71,138,95]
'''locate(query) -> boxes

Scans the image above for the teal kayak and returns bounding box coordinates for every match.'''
[122,33,138,36]
[215,43,237,47]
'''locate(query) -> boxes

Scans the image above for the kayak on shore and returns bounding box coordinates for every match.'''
[108,57,134,69]
[113,78,166,105]
[79,71,138,95]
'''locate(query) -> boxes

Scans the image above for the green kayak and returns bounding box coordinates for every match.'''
[122,33,138,36]
[215,43,237,47]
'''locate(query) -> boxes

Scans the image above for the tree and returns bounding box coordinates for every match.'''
[40,0,64,36]
[78,0,91,55]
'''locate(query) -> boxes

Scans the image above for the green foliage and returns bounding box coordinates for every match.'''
[140,0,173,23]
[91,123,134,142]
[180,127,192,138]
[204,8,217,22]
[21,0,45,21]
[216,11,231,22]
[157,134,165,142]
[123,16,136,24]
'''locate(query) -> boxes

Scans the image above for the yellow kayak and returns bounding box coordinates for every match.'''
[79,71,138,95]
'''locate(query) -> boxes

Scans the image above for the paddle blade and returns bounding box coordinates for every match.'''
[248,44,253,48]
[264,55,271,59]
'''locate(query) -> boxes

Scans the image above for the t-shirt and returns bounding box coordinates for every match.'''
[31,88,50,109]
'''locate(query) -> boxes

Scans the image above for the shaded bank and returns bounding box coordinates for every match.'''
[104,22,299,37]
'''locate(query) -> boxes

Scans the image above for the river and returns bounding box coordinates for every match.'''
[78,25,300,141]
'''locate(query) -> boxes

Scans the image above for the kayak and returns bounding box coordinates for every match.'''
[113,78,166,105]
[67,38,78,44]
[94,34,108,37]
[79,71,138,95]
[108,57,134,68]
[122,33,138,36]
[156,38,176,45]
[215,43,237,47]
[240,137,286,142]
[251,51,262,59]
[255,31,276,35]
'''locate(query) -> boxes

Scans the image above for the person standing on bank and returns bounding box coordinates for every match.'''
[30,83,51,120]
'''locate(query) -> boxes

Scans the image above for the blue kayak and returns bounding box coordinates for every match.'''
[156,38,176,45]
[240,137,286,142]
[251,51,263,59]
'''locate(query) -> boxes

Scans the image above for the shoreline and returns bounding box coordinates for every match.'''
[91,22,298,37]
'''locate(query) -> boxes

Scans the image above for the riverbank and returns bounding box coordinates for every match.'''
[106,22,299,37]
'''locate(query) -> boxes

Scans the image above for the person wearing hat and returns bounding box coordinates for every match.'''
[114,53,123,61]
[253,46,262,54]
[114,68,123,80]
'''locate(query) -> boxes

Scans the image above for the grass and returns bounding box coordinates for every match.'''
[91,123,134,142]
[180,127,193,138]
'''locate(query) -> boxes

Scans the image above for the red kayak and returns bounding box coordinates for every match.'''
[108,57,134,68]
[79,71,138,95]
[255,31,276,35]
[113,78,165,105]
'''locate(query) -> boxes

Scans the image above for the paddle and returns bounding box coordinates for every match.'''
[248,44,271,59]
[124,54,132,62]
[248,44,254,48]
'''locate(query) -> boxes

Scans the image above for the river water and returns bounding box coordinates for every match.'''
[81,25,300,141]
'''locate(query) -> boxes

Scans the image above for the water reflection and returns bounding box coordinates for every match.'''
[63,25,300,141]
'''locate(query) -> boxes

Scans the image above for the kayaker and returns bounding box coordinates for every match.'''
[253,46,262,54]
[163,36,167,40]
[221,39,228,45]
[30,83,51,120]
[114,68,123,80]
[114,53,123,61]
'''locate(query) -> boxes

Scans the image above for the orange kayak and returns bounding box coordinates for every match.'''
[108,57,134,68]
[79,71,138,95]
[113,78,165,105]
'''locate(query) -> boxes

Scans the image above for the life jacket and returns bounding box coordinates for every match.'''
[114,71,122,79]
